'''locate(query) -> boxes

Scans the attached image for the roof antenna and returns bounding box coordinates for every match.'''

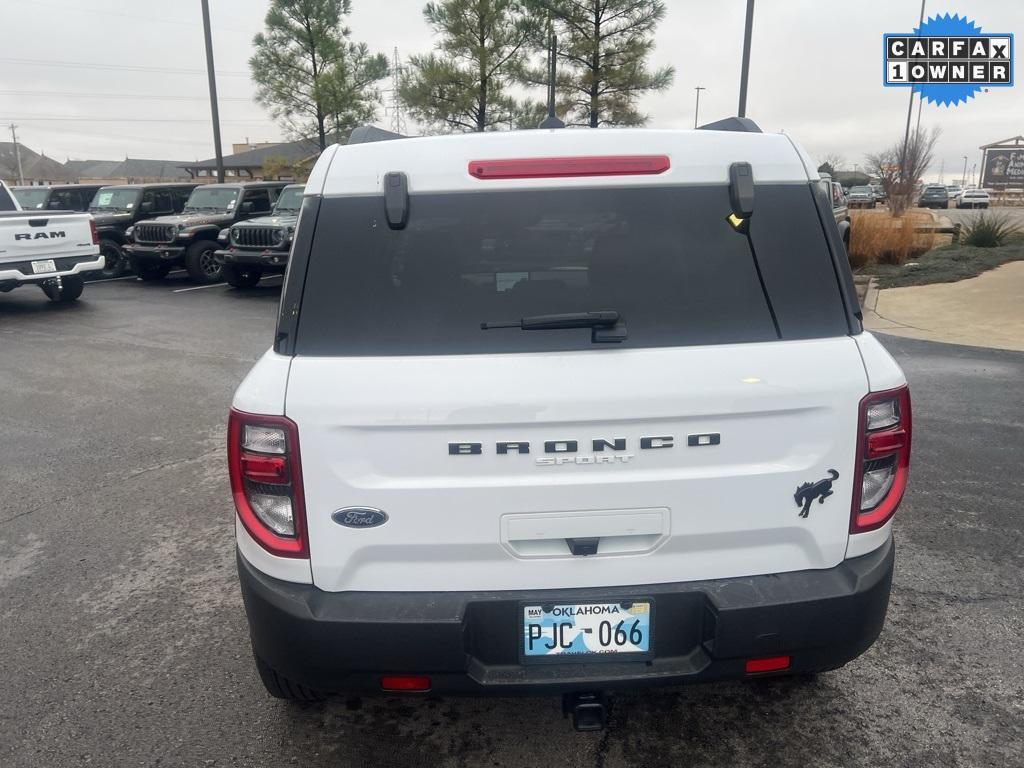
[538,30,565,129]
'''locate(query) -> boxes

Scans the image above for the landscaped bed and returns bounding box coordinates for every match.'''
[870,240,1024,288]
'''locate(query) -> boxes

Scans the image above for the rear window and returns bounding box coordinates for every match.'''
[293,184,849,356]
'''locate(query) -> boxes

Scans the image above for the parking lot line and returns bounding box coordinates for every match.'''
[173,283,227,293]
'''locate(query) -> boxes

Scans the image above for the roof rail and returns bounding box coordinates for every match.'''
[697,117,762,133]
[347,126,407,145]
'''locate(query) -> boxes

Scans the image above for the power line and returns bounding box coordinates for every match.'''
[0,57,249,77]
[2,116,273,124]
[21,0,240,32]
[0,89,252,103]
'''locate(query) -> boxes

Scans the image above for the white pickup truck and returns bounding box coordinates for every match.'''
[0,180,104,302]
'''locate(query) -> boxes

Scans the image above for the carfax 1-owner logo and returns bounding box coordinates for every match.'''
[884,13,1014,106]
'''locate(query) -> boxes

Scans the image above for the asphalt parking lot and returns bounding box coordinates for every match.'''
[1,276,1022,768]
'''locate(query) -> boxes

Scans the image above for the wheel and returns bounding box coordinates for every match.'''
[136,263,171,281]
[222,263,263,289]
[253,654,326,702]
[942,202,948,209]
[98,239,127,279]
[41,275,84,303]
[981,203,989,209]
[184,240,222,284]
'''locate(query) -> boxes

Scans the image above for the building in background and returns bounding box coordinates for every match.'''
[0,141,190,186]
[180,139,321,182]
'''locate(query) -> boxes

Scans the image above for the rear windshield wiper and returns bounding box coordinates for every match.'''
[481,311,627,343]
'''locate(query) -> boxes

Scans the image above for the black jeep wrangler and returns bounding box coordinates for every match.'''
[124,182,287,283]
[215,184,304,288]
[89,183,198,278]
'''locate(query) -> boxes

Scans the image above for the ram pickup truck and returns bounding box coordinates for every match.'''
[0,180,104,302]
[216,184,303,288]
[125,182,288,284]
[90,183,198,278]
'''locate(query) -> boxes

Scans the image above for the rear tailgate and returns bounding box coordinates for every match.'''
[0,211,98,276]
[288,339,867,592]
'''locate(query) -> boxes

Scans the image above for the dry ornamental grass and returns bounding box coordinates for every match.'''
[847,210,935,268]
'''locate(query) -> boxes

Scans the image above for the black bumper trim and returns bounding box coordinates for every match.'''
[125,243,185,263]
[238,537,894,696]
[216,248,289,268]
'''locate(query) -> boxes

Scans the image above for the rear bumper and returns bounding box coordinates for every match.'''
[124,243,185,265]
[238,536,894,696]
[217,248,289,270]
[0,252,104,285]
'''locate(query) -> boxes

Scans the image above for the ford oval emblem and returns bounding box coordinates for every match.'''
[331,507,388,529]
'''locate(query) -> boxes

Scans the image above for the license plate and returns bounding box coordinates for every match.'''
[31,259,57,274]
[522,600,652,661]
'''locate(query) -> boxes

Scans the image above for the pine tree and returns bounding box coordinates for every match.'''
[250,0,388,149]
[526,0,674,127]
[400,0,543,132]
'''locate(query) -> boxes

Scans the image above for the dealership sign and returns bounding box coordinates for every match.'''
[884,14,1014,106]
[982,147,1024,187]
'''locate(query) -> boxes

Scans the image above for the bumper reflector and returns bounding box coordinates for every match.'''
[380,675,431,692]
[745,656,791,674]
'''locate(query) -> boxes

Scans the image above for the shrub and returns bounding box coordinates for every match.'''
[960,211,1022,248]
[847,211,935,268]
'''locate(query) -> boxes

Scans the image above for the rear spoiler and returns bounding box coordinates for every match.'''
[697,117,762,133]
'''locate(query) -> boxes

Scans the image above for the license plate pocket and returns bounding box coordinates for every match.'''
[31,259,57,274]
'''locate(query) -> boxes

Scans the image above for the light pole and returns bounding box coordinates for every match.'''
[200,0,225,183]
[737,0,755,117]
[693,87,706,128]
[961,155,968,187]
[901,0,927,182]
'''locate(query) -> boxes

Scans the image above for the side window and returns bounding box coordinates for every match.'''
[153,190,174,213]
[172,189,192,211]
[242,189,271,214]
[47,190,73,210]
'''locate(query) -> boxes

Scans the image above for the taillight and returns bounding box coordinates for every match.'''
[468,155,670,180]
[851,385,912,533]
[89,218,99,245]
[228,409,308,558]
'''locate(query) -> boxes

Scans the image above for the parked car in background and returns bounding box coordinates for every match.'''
[11,184,104,212]
[945,185,963,201]
[918,185,949,209]
[847,186,876,208]
[0,180,103,302]
[89,183,198,278]
[870,184,887,203]
[124,182,288,283]
[829,181,851,250]
[215,183,303,289]
[956,189,990,209]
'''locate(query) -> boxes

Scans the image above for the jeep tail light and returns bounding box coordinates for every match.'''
[228,409,308,558]
[851,385,911,533]
[90,218,99,245]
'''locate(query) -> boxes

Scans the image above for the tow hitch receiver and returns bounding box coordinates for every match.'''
[563,691,609,732]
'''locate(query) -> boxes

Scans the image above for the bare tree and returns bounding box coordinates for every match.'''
[865,126,941,216]
[817,152,846,175]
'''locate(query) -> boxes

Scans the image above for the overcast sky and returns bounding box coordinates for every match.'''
[1,0,1020,183]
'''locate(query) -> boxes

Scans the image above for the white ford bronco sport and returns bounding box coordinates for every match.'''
[230,120,910,729]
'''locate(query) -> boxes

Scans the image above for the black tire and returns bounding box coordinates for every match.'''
[222,263,263,289]
[253,654,326,702]
[981,203,989,209]
[942,202,948,209]
[136,263,171,282]
[184,240,222,284]
[41,275,84,303]
[98,239,127,279]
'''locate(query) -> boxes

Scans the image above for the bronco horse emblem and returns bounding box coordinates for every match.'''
[794,470,839,518]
